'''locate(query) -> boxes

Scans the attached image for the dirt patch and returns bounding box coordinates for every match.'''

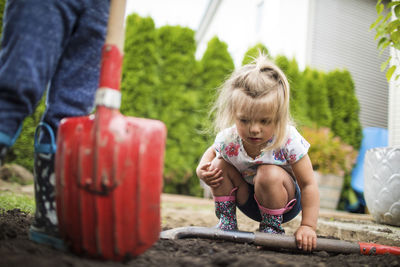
[1,208,399,267]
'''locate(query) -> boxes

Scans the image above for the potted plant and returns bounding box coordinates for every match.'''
[301,127,358,210]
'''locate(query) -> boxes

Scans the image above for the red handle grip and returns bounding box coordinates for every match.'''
[359,242,400,255]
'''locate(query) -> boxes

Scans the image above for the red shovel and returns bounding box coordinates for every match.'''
[55,0,166,261]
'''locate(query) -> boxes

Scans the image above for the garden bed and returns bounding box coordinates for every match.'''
[1,196,399,266]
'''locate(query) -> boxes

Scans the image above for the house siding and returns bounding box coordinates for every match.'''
[308,0,389,128]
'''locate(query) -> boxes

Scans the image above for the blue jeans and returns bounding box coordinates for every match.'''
[0,0,109,149]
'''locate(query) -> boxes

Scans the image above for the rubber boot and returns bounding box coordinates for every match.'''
[214,187,238,231]
[28,122,66,250]
[255,195,296,234]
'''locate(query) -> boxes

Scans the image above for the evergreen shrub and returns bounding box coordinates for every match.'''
[326,70,362,149]
[241,43,270,65]
[303,68,332,128]
[157,25,203,196]
[121,14,160,119]
[274,55,310,126]
[199,36,234,141]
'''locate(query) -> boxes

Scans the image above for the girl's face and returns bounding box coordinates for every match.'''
[234,104,275,155]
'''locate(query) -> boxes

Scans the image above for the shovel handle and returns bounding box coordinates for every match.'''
[254,232,360,254]
[105,0,126,52]
[97,0,127,107]
[160,227,400,256]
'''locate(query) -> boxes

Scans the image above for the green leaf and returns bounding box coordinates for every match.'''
[383,12,392,24]
[378,37,388,49]
[387,20,400,33]
[394,42,400,50]
[380,41,391,52]
[376,3,384,14]
[391,30,400,44]
[370,15,383,30]
[386,65,396,81]
[395,5,400,19]
[387,1,400,9]
[381,56,391,72]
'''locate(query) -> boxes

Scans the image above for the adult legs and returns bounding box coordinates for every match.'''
[0,0,109,247]
[0,0,81,146]
[29,0,109,247]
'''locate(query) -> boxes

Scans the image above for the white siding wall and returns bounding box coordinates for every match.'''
[389,48,400,146]
[308,0,389,128]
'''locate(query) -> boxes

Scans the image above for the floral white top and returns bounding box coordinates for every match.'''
[213,125,310,184]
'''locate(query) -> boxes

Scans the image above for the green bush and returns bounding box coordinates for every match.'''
[326,70,362,149]
[303,68,332,128]
[274,55,310,126]
[199,36,234,140]
[157,25,203,196]
[242,43,270,65]
[200,36,234,106]
[301,126,358,177]
[121,13,160,119]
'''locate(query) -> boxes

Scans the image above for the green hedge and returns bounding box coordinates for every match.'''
[303,67,332,128]
[326,70,362,149]
[199,36,234,141]
[242,43,270,65]
[156,25,203,195]
[121,14,160,119]
[274,54,310,127]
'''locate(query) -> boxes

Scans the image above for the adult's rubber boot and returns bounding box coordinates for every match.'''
[28,122,66,250]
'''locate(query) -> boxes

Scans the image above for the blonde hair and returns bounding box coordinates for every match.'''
[211,54,292,150]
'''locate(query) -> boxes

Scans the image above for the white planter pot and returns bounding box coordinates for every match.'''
[364,147,400,226]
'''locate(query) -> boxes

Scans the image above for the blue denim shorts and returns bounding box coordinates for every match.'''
[237,181,302,223]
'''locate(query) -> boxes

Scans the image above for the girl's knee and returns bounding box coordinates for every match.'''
[211,157,247,187]
[254,165,285,186]
[211,157,233,171]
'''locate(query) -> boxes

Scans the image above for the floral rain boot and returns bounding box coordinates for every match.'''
[214,187,238,231]
[255,195,297,234]
[28,122,66,250]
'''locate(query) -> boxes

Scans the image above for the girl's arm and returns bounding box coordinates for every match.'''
[291,154,320,251]
[196,146,223,188]
[196,146,216,172]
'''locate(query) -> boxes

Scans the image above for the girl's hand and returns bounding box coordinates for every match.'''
[197,162,224,188]
[294,225,317,252]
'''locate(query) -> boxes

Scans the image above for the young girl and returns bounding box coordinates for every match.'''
[196,54,319,252]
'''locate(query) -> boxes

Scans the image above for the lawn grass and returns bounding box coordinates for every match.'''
[0,192,35,214]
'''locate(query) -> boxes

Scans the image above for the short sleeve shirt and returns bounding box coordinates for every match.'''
[213,125,310,184]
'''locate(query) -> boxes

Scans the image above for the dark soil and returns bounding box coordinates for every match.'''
[1,209,399,267]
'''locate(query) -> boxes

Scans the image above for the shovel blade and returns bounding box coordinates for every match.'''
[55,110,166,260]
